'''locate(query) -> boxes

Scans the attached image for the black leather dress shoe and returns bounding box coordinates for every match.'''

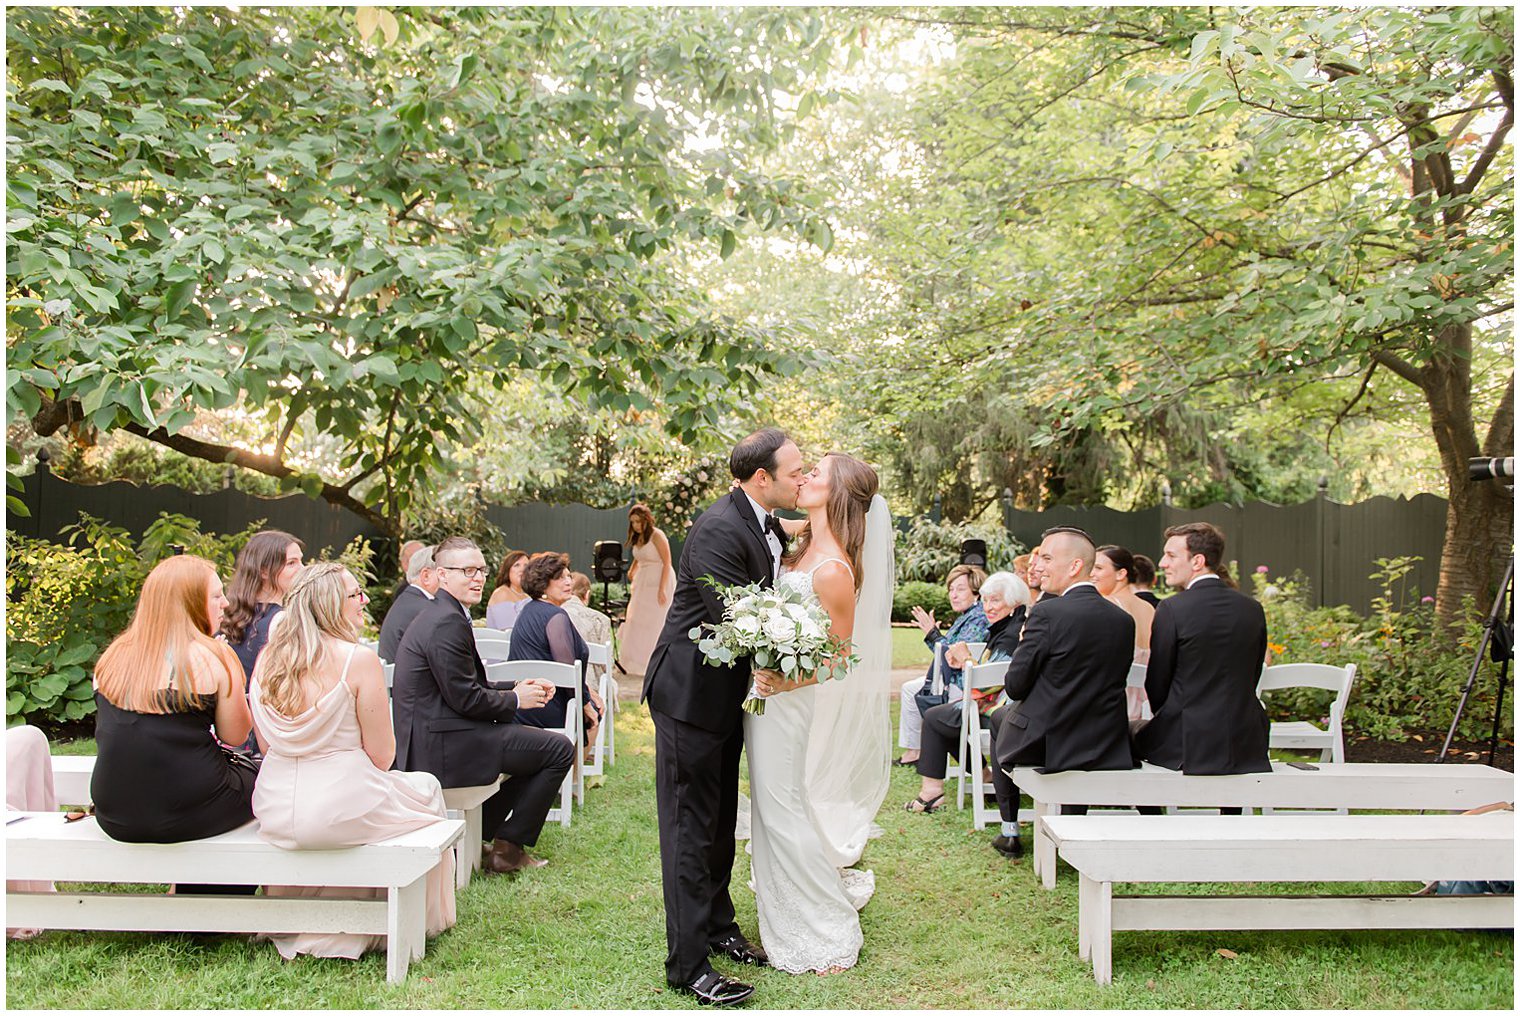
[673,971,755,1006]
[710,933,769,967]
[992,833,1024,859]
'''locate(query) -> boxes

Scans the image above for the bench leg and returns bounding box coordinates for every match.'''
[457,805,484,889]
[1036,804,1058,890]
[386,874,427,983]
[1080,874,1113,986]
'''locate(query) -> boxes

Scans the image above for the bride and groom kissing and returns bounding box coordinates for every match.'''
[641,428,894,1005]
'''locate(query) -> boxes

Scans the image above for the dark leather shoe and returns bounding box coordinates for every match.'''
[710,933,769,967]
[992,833,1023,859]
[484,838,548,874]
[673,971,755,1006]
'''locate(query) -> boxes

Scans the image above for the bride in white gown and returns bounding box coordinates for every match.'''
[746,452,894,975]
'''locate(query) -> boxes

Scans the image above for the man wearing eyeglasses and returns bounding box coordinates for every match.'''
[994,527,1135,788]
[392,536,575,874]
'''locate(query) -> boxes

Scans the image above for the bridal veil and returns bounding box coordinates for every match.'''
[805,493,894,869]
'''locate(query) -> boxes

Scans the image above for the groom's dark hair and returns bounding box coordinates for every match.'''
[730,428,790,481]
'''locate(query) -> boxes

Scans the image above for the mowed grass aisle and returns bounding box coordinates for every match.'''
[6,703,1513,1009]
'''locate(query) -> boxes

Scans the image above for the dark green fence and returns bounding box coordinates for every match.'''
[11,466,1448,616]
[1005,493,1449,614]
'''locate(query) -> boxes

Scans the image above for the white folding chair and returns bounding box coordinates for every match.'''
[583,642,614,777]
[955,660,1009,829]
[1256,662,1357,815]
[486,659,583,826]
[473,626,513,662]
[1257,662,1357,763]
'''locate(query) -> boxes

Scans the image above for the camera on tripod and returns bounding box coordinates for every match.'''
[1468,457,1514,481]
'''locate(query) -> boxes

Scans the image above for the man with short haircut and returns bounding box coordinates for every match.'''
[994,526,1134,791]
[378,544,439,662]
[1134,522,1271,775]
[392,536,574,874]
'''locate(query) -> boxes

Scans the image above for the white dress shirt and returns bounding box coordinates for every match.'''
[742,489,782,580]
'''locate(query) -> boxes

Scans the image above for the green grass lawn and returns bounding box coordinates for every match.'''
[6,704,1512,1009]
[890,625,932,669]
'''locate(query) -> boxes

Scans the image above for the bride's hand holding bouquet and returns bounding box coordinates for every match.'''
[690,578,857,714]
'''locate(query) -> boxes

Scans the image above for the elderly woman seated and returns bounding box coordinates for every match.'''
[904,571,1031,814]
[894,564,990,769]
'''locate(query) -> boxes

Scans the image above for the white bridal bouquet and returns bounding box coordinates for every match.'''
[689,579,858,714]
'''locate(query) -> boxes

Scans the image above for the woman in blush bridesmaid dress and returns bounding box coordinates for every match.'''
[617,503,674,679]
[250,563,455,962]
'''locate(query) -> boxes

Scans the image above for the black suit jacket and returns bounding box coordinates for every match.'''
[378,583,431,663]
[642,489,778,734]
[1134,577,1271,774]
[995,584,1135,773]
[391,590,523,788]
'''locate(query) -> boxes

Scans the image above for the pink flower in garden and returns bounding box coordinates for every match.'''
[1255,565,1270,574]
[1421,596,1434,603]
[1320,640,1331,648]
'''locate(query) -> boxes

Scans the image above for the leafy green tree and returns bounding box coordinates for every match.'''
[7,6,836,534]
[828,6,1512,622]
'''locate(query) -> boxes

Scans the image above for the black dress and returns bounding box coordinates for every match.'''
[91,692,256,843]
[507,598,590,734]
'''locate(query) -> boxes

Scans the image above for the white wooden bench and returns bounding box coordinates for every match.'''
[5,811,463,983]
[1044,812,1514,985]
[46,755,491,893]
[50,754,95,807]
[1014,761,1514,888]
[441,781,501,888]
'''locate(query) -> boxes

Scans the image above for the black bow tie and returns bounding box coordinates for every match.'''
[764,514,787,544]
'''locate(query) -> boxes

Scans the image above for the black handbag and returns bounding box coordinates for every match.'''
[220,744,262,776]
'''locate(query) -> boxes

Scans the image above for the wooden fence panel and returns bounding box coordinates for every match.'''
[486,501,634,579]
[11,467,1449,616]
[11,467,384,558]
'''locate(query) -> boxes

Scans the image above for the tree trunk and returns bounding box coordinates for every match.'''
[1421,329,1513,627]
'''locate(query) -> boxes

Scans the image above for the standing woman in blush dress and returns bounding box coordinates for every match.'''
[250,563,455,962]
[618,503,673,680]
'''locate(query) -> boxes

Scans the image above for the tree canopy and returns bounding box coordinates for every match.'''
[7,5,839,531]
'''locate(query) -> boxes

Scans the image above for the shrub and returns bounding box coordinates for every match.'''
[7,513,282,728]
[895,516,1023,585]
[893,581,951,624]
[1250,556,1507,743]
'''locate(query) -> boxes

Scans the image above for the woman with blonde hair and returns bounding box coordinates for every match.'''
[250,563,456,961]
[91,555,255,845]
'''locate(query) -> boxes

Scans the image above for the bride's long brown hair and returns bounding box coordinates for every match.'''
[782,453,879,593]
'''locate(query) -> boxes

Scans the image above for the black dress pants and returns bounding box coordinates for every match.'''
[651,706,745,987]
[914,700,966,781]
[479,723,576,847]
[986,706,1021,824]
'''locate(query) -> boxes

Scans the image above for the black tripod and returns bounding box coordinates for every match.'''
[1437,555,1513,766]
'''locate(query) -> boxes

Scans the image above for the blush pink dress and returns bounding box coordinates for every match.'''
[250,644,456,960]
[617,534,673,677]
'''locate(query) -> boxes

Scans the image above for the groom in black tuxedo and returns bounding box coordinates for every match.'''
[643,427,804,1006]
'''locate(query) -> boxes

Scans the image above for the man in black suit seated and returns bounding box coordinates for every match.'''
[1134,522,1271,777]
[392,536,574,874]
[378,544,439,662]
[994,527,1135,832]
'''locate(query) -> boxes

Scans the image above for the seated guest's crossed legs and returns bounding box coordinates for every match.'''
[480,724,575,873]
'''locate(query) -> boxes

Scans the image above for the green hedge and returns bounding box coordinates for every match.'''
[892,580,951,623]
[6,513,375,729]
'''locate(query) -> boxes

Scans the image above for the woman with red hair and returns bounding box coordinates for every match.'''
[91,555,256,845]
